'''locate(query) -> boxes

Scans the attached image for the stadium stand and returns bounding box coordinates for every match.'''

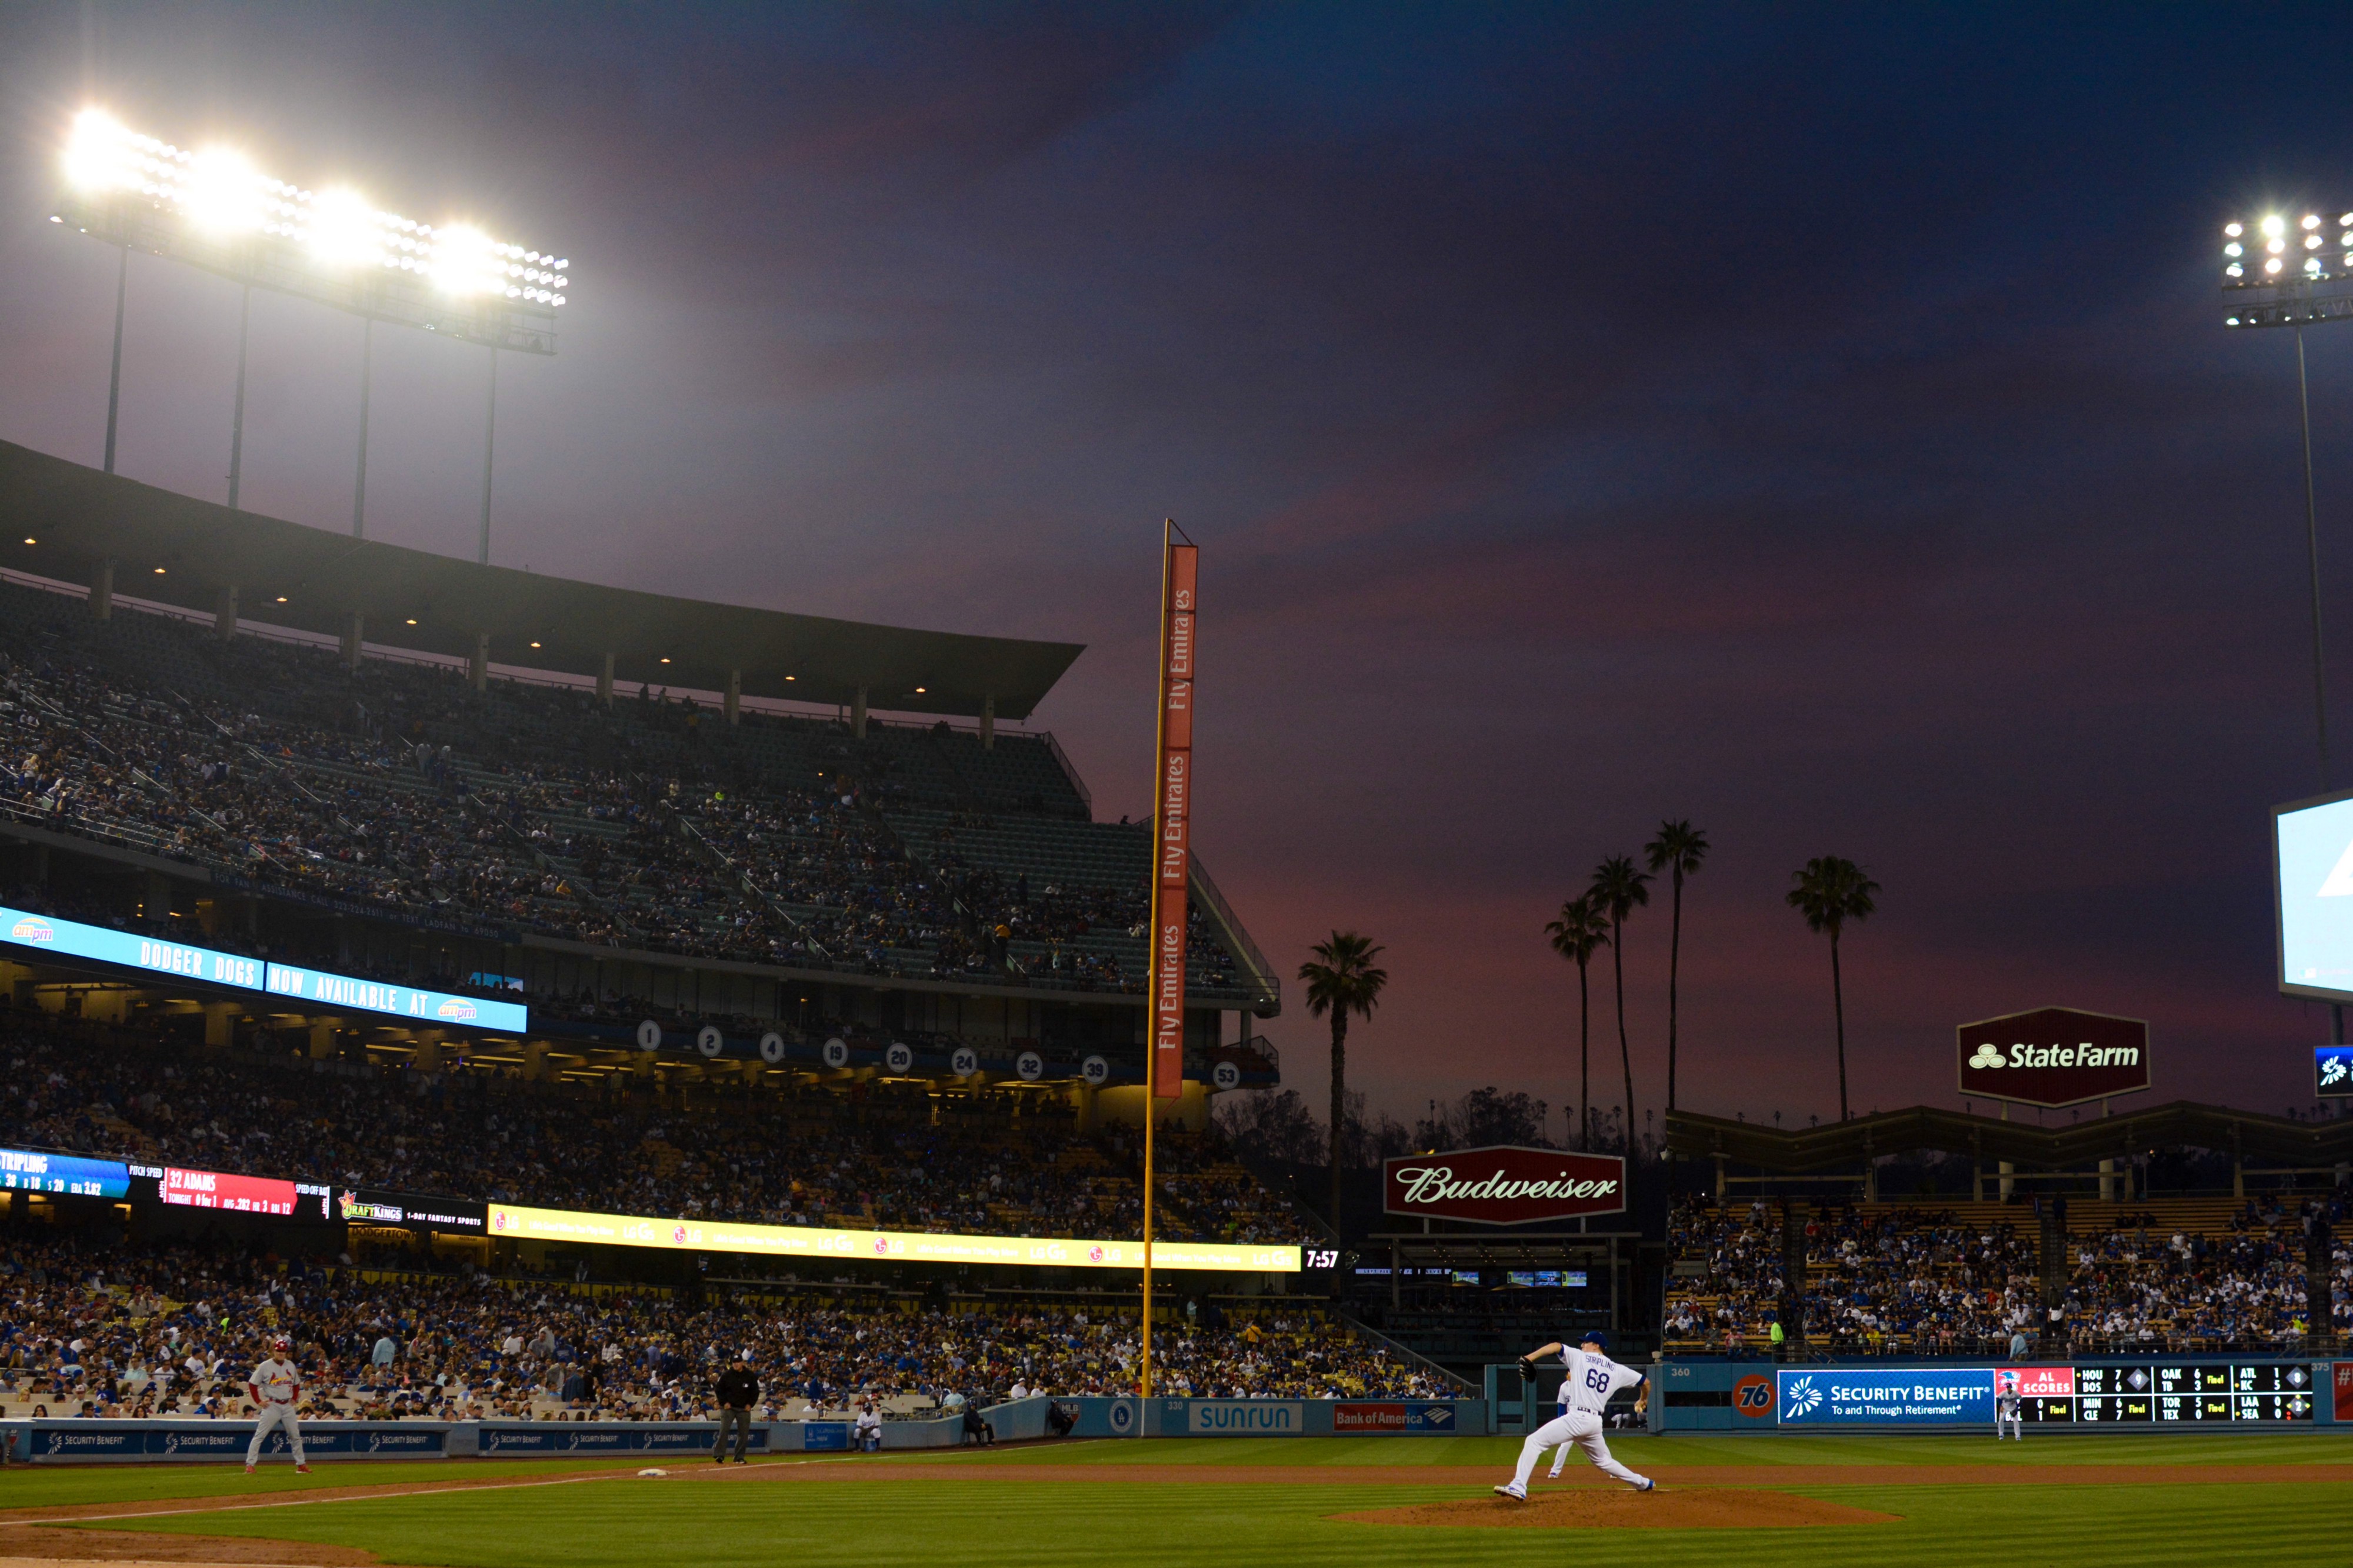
[0,1007,1310,1247]
[0,1230,1453,1422]
[1661,1195,2351,1356]
[0,578,1267,1006]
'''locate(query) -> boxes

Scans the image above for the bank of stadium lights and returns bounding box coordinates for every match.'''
[53,108,570,563]
[2217,205,2353,900]
[59,112,569,308]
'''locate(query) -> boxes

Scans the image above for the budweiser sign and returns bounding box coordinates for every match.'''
[1956,1006,2151,1109]
[1382,1145,1627,1226]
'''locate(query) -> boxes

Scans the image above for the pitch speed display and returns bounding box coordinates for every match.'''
[2017,1363,2314,1423]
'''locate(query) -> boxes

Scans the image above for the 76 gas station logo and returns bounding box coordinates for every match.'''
[1732,1374,1774,1418]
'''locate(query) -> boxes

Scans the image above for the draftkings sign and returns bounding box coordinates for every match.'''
[1955,1006,2150,1109]
[1381,1145,1627,1226]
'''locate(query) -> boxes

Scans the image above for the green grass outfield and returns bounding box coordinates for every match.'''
[8,1434,2352,1568]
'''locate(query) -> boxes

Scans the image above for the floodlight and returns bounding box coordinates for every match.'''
[2265,214,2287,236]
[305,186,379,267]
[182,147,266,233]
[2306,213,2323,229]
[2226,222,2245,238]
[52,109,569,355]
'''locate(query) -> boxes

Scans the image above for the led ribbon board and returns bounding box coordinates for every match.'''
[486,1203,1301,1274]
[0,906,262,989]
[264,964,527,1033]
[0,1147,130,1198]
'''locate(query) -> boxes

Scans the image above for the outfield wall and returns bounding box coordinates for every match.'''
[0,1399,1497,1462]
[1658,1358,2346,1432]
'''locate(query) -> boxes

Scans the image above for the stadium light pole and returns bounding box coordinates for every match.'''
[479,346,496,565]
[227,278,251,509]
[352,319,371,538]
[49,109,568,557]
[102,239,126,473]
[2222,208,2353,1046]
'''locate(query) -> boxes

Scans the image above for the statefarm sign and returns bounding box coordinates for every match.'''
[1382,1145,1627,1226]
[1956,1006,2151,1109]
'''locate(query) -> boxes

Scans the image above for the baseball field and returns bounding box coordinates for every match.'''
[0,1434,2348,1568]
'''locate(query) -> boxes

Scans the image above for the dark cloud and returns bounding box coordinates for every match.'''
[2,2,2351,1129]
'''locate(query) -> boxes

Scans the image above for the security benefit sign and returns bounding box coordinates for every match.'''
[1956,1006,2149,1109]
[1382,1146,1627,1226]
[2319,1046,2353,1099]
[1777,1369,1994,1427]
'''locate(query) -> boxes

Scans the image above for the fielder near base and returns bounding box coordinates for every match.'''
[246,1336,309,1473]
[1494,1331,1652,1500]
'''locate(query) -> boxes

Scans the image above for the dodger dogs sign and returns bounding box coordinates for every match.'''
[1382,1145,1627,1226]
[1956,1006,2151,1109]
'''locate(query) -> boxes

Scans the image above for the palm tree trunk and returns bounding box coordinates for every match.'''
[1328,1010,1348,1235]
[1612,915,1634,1155]
[1831,928,1849,1122]
[1577,958,1591,1152]
[1667,868,1682,1112]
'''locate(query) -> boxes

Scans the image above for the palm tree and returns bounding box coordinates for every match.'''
[1544,895,1610,1150]
[1298,931,1389,1236]
[1587,855,1651,1154]
[1643,820,1710,1112]
[1787,856,1879,1122]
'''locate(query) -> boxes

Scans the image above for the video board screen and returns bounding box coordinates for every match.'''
[139,1165,331,1220]
[486,1202,1301,1273]
[2276,793,2353,999]
[0,1147,129,1198]
[2017,1363,2315,1423]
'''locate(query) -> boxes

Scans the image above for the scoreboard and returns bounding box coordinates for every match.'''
[2017,1363,2314,1423]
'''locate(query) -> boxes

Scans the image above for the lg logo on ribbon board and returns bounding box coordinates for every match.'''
[1955,1006,2150,1109]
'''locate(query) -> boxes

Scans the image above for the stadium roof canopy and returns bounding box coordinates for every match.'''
[0,441,1084,720]
[1665,1103,2353,1169]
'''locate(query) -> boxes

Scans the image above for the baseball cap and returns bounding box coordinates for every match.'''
[1577,1330,1608,1352]
[272,1336,291,1350]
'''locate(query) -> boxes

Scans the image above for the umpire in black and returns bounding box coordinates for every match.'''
[714,1354,761,1464]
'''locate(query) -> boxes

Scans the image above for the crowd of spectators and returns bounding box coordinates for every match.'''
[0,1010,1299,1248]
[0,596,1250,1002]
[2058,1197,2351,1350]
[1664,1195,2349,1355]
[0,1230,1451,1422]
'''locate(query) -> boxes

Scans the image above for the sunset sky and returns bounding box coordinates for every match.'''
[3,4,2351,1132]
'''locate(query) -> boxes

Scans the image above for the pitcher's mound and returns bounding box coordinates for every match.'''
[1333,1487,1901,1530]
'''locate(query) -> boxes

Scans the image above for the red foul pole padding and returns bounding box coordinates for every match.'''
[1150,539,1197,1099]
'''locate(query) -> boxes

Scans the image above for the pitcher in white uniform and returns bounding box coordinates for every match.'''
[245,1336,309,1473]
[1494,1330,1652,1499]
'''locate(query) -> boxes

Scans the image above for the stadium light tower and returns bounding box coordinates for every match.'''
[2222,209,2353,1052]
[50,109,568,559]
[2220,208,2353,789]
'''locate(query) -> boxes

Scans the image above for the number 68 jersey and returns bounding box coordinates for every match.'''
[1559,1347,1644,1415]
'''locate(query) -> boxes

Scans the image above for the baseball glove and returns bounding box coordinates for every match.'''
[1517,1355,1540,1380]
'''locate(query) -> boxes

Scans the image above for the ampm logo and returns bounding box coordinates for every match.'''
[9,918,53,945]
[436,997,478,1022]
[1783,1376,1824,1420]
